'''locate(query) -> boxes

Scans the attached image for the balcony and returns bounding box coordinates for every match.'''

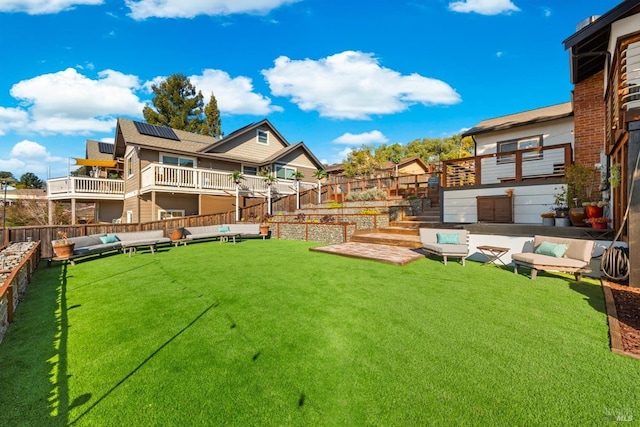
[441,143,572,188]
[139,163,314,196]
[47,177,124,201]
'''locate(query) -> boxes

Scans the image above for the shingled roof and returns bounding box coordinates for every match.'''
[462,102,573,138]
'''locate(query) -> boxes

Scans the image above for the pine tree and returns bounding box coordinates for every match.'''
[143,74,223,137]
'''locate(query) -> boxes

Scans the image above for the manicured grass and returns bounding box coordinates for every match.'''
[1,239,639,425]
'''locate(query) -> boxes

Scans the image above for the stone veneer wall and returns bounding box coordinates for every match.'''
[274,223,358,244]
[573,70,606,167]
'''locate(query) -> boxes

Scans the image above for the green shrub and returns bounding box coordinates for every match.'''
[328,202,343,209]
[359,209,380,215]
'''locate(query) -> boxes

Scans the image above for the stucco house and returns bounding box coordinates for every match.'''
[47,118,323,224]
[442,102,575,224]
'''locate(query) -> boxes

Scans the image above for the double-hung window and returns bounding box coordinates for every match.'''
[497,135,542,164]
[257,129,268,145]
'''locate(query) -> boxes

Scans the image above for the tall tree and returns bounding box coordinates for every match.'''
[343,146,378,179]
[143,73,223,137]
[0,171,17,186]
[203,93,223,138]
[19,172,44,189]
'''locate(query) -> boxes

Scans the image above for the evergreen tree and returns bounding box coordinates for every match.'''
[203,93,223,138]
[143,73,223,137]
[19,172,44,189]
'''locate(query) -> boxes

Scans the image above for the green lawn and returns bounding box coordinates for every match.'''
[1,239,639,426]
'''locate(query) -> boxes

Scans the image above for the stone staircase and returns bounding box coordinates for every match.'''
[350,206,446,248]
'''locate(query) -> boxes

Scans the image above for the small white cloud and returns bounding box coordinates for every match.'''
[126,0,301,20]
[333,130,388,145]
[333,147,353,163]
[1,139,67,179]
[190,69,283,115]
[0,0,103,15]
[543,7,551,17]
[448,0,520,15]
[496,51,503,58]
[263,51,461,120]
[10,140,49,159]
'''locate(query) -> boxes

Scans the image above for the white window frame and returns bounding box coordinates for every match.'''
[159,152,196,168]
[257,129,268,145]
[243,166,258,176]
[126,155,134,178]
[158,209,185,220]
[497,135,543,164]
[275,165,296,180]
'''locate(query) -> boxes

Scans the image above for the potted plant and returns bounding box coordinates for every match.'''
[584,216,612,230]
[260,213,273,236]
[563,164,598,226]
[541,211,555,226]
[582,200,608,219]
[52,232,75,258]
[553,187,570,225]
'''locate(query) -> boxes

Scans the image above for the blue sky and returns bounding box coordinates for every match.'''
[0,0,622,181]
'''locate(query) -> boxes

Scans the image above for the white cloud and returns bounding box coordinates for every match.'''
[333,130,388,146]
[448,0,519,15]
[496,51,503,58]
[0,0,103,14]
[191,69,283,115]
[262,51,461,120]
[0,107,30,136]
[9,68,145,135]
[331,147,353,164]
[0,140,67,179]
[543,7,551,17]
[126,0,300,20]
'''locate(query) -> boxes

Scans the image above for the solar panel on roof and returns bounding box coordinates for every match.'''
[133,121,180,141]
[97,142,115,154]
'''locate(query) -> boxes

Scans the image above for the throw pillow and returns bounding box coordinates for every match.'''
[534,241,569,258]
[218,226,230,233]
[100,234,119,244]
[436,233,459,245]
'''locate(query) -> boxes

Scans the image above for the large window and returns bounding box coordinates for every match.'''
[158,209,185,220]
[275,165,295,180]
[126,155,133,178]
[243,166,258,176]
[497,135,542,164]
[160,153,195,167]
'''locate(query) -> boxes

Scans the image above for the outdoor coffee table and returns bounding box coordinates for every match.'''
[477,245,510,268]
[121,240,159,257]
[219,233,240,244]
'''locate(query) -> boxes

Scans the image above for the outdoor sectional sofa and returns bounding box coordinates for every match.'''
[50,230,171,265]
[182,224,266,244]
[419,228,469,266]
[511,235,595,281]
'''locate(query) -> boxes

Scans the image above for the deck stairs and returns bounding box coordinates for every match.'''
[350,206,445,248]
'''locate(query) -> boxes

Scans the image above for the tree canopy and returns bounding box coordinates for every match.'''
[143,73,223,137]
[19,172,44,189]
[342,134,474,176]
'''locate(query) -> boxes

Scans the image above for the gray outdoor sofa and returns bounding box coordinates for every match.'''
[419,228,469,266]
[50,230,172,265]
[181,224,266,244]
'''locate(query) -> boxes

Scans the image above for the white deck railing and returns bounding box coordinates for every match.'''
[47,177,124,197]
[140,164,314,195]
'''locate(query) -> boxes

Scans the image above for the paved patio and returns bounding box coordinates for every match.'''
[309,242,425,266]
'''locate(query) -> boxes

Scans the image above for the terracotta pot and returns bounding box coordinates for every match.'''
[169,228,183,241]
[260,224,269,235]
[585,205,603,219]
[53,242,75,258]
[569,207,587,227]
[591,222,607,230]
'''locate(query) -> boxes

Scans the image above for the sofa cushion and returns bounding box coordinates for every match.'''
[422,243,468,256]
[68,234,105,248]
[534,241,568,258]
[73,242,121,255]
[218,225,230,232]
[100,234,119,244]
[436,233,459,245]
[116,230,165,242]
[532,235,594,264]
[511,252,587,269]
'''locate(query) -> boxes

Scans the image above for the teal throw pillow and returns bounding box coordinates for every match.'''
[534,241,569,258]
[218,226,230,233]
[436,233,459,245]
[100,235,119,244]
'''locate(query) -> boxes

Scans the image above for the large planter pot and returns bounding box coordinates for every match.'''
[591,222,608,230]
[585,205,603,219]
[169,228,184,241]
[541,217,555,226]
[555,217,571,227]
[260,224,270,236]
[53,242,75,258]
[569,207,587,227]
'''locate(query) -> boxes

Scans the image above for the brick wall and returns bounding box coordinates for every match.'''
[573,71,605,167]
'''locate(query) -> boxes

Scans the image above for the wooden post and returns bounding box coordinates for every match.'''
[628,120,640,287]
[515,152,523,182]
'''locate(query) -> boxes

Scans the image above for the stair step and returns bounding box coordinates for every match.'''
[374,227,420,236]
[350,232,422,248]
[390,221,443,229]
